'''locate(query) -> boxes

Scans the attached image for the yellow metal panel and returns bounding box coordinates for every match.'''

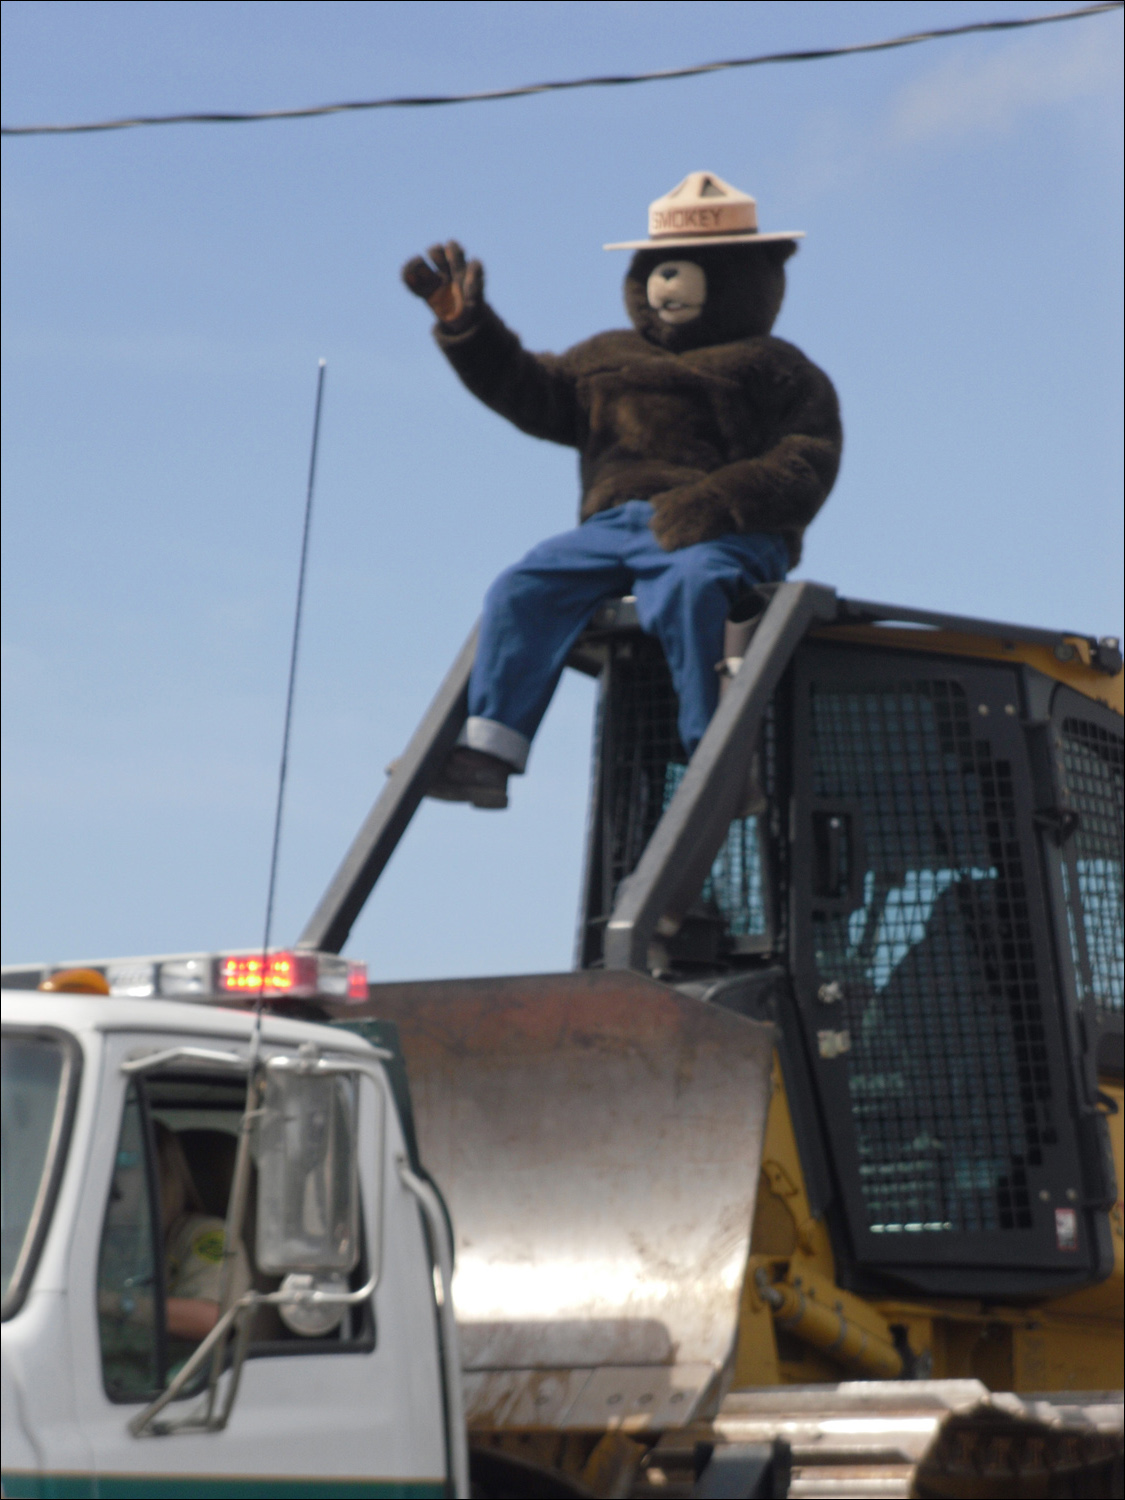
[735,1054,1124,1393]
[735,1055,902,1386]
[1014,1319,1123,1392]
[811,624,1123,715]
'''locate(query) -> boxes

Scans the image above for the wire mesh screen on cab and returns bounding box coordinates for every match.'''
[805,676,1050,1236]
[583,635,769,966]
[793,647,1103,1280]
[1059,715,1124,1028]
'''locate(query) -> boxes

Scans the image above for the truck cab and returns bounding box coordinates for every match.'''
[1,990,464,1499]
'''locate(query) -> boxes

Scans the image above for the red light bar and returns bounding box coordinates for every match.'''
[347,962,368,1002]
[218,951,318,997]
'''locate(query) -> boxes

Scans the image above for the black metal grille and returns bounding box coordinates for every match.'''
[1061,716,1124,1023]
[596,635,768,945]
[603,639,685,899]
[807,676,1054,1236]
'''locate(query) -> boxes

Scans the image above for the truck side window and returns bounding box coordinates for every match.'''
[2,1029,79,1320]
[97,1085,165,1402]
[96,1070,375,1400]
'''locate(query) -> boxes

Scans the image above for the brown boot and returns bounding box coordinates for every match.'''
[426,747,511,809]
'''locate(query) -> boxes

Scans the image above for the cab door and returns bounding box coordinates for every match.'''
[68,1029,448,1498]
[1,1022,96,1497]
[787,642,1103,1296]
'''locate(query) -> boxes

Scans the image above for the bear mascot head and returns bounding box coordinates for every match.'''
[624,239,796,352]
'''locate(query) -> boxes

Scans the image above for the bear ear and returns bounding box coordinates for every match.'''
[769,240,798,266]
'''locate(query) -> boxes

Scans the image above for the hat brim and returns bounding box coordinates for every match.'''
[604,231,804,251]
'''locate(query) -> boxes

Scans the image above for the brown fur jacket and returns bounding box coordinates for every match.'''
[433,246,842,566]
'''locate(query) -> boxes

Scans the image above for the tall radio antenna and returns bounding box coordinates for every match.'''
[261,359,327,974]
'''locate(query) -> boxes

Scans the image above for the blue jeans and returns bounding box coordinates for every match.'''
[461,500,788,769]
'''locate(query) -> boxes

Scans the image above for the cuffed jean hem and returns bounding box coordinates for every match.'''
[457,716,530,773]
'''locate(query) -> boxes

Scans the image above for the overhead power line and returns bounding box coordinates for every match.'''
[2,2,1121,138]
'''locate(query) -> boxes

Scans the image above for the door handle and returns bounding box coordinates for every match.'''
[811,805,866,909]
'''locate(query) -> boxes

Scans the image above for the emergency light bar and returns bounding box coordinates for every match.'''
[0,949,368,1004]
[216,950,367,1000]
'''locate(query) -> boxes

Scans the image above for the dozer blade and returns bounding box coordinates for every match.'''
[357,970,774,1433]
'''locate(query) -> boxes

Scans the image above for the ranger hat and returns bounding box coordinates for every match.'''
[605,171,803,251]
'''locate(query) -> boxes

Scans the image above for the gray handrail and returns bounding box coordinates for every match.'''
[298,625,478,954]
[604,581,837,972]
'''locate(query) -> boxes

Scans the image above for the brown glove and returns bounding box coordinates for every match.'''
[401,240,485,333]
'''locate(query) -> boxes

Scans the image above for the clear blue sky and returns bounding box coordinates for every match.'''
[2,1,1122,978]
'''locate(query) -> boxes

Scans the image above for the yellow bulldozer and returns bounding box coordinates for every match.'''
[302,580,1123,1496]
[8,582,1119,1496]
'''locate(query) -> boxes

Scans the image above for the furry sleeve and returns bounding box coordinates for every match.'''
[649,347,842,564]
[434,304,579,447]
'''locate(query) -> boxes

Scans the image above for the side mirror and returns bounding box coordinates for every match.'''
[129,1051,385,1437]
[256,1067,361,1276]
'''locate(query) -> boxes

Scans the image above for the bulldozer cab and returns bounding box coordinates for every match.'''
[572,587,1123,1302]
[304,582,1123,1320]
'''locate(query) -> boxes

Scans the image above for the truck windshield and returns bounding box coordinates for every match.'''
[2,1032,77,1315]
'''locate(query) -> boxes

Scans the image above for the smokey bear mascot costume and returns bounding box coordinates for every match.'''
[403,172,842,808]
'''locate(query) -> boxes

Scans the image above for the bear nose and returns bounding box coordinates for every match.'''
[661,269,678,281]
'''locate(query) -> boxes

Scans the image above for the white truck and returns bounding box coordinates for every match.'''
[2,951,787,1500]
[2,982,470,1500]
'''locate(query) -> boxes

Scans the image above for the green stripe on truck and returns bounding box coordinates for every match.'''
[2,1474,446,1498]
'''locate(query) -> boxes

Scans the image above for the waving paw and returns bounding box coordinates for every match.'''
[402,241,485,332]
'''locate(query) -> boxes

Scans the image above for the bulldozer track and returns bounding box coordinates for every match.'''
[632,1381,1124,1498]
